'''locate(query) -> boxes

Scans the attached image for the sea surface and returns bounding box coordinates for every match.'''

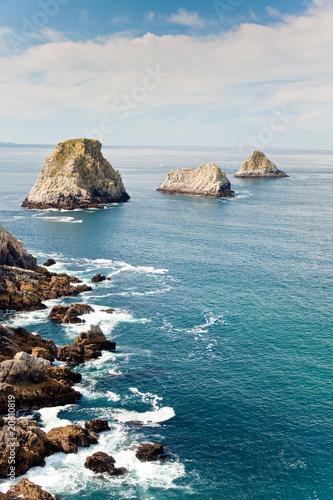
[0,146,332,500]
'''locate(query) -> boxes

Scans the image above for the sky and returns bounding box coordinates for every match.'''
[0,0,332,148]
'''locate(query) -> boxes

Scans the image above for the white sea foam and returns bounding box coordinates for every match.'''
[113,406,175,425]
[38,406,72,432]
[33,216,83,223]
[107,391,121,402]
[129,387,163,410]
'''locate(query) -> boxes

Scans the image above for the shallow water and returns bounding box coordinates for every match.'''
[0,146,332,499]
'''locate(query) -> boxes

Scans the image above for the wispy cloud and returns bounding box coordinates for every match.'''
[266,6,282,18]
[111,14,131,26]
[166,8,206,28]
[144,11,156,23]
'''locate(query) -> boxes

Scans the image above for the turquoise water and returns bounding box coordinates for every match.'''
[0,146,332,500]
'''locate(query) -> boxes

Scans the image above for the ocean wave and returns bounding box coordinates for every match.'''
[129,387,163,411]
[113,406,175,426]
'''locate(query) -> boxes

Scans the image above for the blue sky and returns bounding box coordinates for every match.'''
[0,0,332,148]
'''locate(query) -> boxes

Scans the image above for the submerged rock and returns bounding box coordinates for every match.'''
[84,452,128,476]
[234,151,289,178]
[57,325,116,364]
[135,443,164,462]
[157,163,234,198]
[22,139,130,210]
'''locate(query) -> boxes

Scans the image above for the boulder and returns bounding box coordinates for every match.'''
[92,273,106,283]
[49,303,94,324]
[22,139,130,210]
[84,419,110,434]
[0,352,50,385]
[84,452,128,476]
[157,163,234,198]
[43,259,56,267]
[135,443,164,462]
[5,478,56,500]
[46,424,97,454]
[234,151,289,178]
[57,325,116,364]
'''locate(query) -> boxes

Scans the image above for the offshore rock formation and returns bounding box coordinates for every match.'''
[0,352,81,414]
[22,139,130,210]
[0,224,92,311]
[57,325,116,364]
[234,151,289,178]
[49,303,94,324]
[135,443,165,462]
[84,452,128,477]
[157,163,234,198]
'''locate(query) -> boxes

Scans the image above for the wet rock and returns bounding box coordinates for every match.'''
[5,478,56,500]
[84,452,128,476]
[102,308,115,314]
[92,273,106,283]
[47,366,82,385]
[49,303,94,324]
[84,419,110,434]
[43,259,56,267]
[57,325,116,364]
[46,424,97,454]
[135,443,164,462]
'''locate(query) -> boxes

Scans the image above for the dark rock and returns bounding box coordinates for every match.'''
[85,419,110,434]
[49,303,94,324]
[92,273,106,283]
[46,424,97,454]
[57,325,115,364]
[136,443,164,462]
[84,452,128,477]
[43,259,56,267]
[101,308,115,314]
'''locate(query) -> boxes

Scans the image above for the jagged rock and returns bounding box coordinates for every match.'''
[46,424,97,454]
[157,163,234,198]
[92,273,106,283]
[102,308,115,314]
[0,418,53,478]
[47,366,82,385]
[84,452,128,476]
[0,324,57,363]
[0,353,81,414]
[49,303,94,324]
[84,419,110,434]
[234,151,289,178]
[135,443,164,462]
[57,325,116,364]
[22,139,130,210]
[43,259,56,267]
[5,478,56,500]
[0,225,39,271]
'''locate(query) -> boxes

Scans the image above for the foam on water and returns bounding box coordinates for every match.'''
[129,387,163,411]
[38,406,73,432]
[32,215,83,223]
[113,406,176,425]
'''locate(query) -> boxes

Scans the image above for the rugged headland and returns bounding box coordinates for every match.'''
[234,151,289,178]
[0,224,91,311]
[157,163,234,198]
[22,139,130,210]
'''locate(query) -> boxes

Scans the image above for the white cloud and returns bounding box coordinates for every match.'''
[0,1,332,145]
[167,8,206,28]
[144,11,156,22]
[266,6,282,18]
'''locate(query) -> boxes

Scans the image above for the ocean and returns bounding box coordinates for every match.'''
[0,146,332,500]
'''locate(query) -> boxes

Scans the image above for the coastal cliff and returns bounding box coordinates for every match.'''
[157,163,234,198]
[234,151,288,178]
[22,139,130,210]
[0,224,91,311]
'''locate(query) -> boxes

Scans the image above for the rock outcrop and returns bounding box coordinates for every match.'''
[22,139,130,210]
[0,352,81,414]
[135,443,165,462]
[57,325,116,364]
[0,418,109,478]
[4,478,57,500]
[157,163,234,198]
[43,259,56,267]
[84,452,128,477]
[49,303,94,324]
[234,151,289,178]
[0,324,57,363]
[92,273,106,283]
[0,224,92,312]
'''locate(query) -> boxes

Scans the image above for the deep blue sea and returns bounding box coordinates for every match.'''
[0,146,332,500]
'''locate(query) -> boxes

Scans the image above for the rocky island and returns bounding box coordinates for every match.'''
[22,138,130,210]
[157,163,234,198]
[0,224,91,311]
[234,151,288,178]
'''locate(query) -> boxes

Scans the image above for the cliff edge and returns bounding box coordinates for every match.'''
[157,163,234,198]
[234,151,288,178]
[22,139,130,210]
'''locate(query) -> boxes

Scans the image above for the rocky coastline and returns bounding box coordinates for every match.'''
[22,139,130,210]
[158,163,234,198]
